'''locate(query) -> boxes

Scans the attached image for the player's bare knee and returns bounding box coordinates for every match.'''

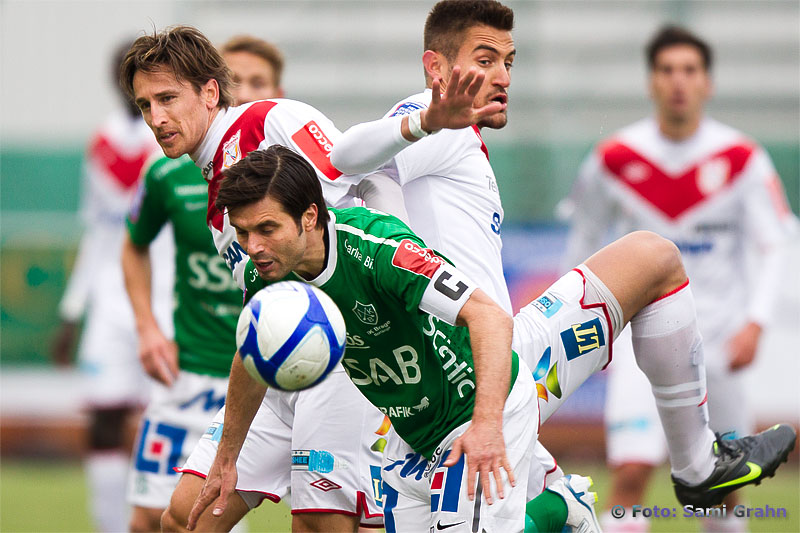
[625,231,686,292]
[161,505,185,533]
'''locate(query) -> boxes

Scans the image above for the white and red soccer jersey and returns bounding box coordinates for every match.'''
[562,117,796,344]
[60,109,174,328]
[369,90,512,314]
[190,99,359,289]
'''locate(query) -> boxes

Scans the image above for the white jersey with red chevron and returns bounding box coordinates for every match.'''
[562,117,796,344]
[376,89,512,314]
[190,99,359,290]
[60,109,174,327]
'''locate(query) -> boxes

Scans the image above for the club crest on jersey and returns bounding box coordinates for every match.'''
[622,161,651,183]
[697,157,730,194]
[222,130,242,169]
[560,317,605,360]
[352,300,379,325]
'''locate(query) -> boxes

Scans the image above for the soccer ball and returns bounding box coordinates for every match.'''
[236,281,346,391]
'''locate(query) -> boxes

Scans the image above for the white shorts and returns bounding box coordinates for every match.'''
[127,370,229,508]
[512,267,620,426]
[605,325,753,466]
[380,361,537,533]
[179,368,385,527]
[77,310,150,408]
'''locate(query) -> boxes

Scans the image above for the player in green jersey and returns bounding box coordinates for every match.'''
[122,35,286,532]
[123,155,243,531]
[188,145,537,532]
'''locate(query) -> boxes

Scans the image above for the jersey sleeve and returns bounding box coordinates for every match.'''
[374,236,477,326]
[559,146,618,270]
[126,158,169,246]
[740,146,799,325]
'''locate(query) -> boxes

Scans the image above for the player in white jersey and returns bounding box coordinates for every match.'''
[331,0,796,529]
[559,26,797,533]
[52,41,174,532]
[122,35,293,532]
[120,26,397,532]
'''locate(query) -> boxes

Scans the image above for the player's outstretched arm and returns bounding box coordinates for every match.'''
[330,66,503,175]
[444,288,514,504]
[186,353,266,530]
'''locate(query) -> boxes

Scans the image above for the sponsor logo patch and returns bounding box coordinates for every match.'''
[292,449,336,473]
[291,121,342,181]
[533,294,562,318]
[309,478,341,492]
[560,317,605,360]
[390,102,426,117]
[391,239,444,278]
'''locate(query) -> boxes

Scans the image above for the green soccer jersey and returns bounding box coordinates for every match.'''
[127,155,240,377]
[243,207,519,458]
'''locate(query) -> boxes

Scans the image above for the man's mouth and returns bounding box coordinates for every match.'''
[159,132,178,144]
[490,93,508,106]
[254,259,275,273]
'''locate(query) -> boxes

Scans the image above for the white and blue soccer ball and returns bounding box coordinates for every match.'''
[236,281,346,391]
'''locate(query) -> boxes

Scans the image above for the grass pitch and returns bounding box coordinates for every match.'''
[1,459,797,532]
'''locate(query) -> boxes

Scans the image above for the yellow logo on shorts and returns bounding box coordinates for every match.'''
[560,318,605,360]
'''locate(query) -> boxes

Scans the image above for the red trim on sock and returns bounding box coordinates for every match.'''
[651,279,690,304]
[542,460,560,493]
[172,468,281,504]
[698,392,708,407]
[571,268,615,369]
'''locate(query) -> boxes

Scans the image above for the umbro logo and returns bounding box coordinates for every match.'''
[309,478,341,492]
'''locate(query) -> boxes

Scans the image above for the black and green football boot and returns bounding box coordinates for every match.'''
[672,424,796,508]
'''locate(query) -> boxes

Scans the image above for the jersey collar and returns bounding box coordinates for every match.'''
[190,106,230,170]
[305,211,339,287]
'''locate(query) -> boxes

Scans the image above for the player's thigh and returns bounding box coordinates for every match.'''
[292,511,360,533]
[513,268,614,423]
[583,230,686,322]
[290,369,385,523]
[604,326,668,466]
[129,371,228,509]
[164,472,249,532]
[130,505,163,533]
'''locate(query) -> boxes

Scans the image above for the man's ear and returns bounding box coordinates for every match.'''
[302,204,319,232]
[422,50,448,88]
[201,78,220,109]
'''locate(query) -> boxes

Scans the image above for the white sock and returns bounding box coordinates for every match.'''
[600,509,650,532]
[85,451,130,532]
[702,513,748,533]
[629,283,716,484]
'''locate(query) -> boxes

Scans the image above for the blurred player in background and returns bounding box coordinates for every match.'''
[52,41,174,532]
[332,2,795,531]
[120,26,396,532]
[559,26,797,533]
[122,35,285,532]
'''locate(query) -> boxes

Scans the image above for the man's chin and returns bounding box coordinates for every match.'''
[477,114,508,130]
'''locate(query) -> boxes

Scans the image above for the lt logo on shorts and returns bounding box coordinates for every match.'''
[560,317,605,360]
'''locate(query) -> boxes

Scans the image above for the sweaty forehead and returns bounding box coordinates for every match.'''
[458,25,515,56]
[133,67,188,96]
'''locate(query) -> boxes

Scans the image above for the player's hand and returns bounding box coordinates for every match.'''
[186,456,239,530]
[421,65,505,132]
[443,419,514,505]
[137,325,179,386]
[51,320,78,366]
[728,321,762,370]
